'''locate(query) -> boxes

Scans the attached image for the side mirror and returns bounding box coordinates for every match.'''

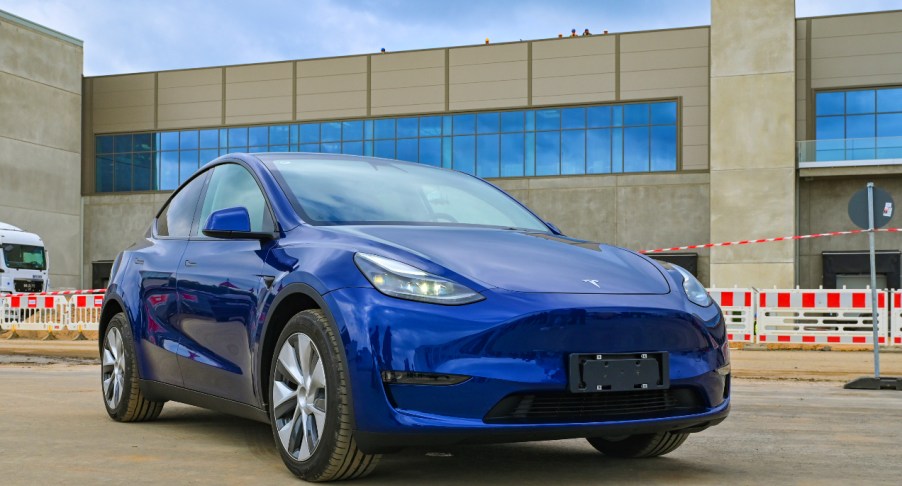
[203,207,273,240]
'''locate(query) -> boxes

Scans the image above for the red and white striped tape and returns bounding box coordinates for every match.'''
[640,228,902,254]
[1,289,106,297]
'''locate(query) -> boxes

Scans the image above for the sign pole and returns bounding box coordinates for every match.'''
[866,182,880,379]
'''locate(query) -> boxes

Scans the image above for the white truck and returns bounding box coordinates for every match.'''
[0,222,50,294]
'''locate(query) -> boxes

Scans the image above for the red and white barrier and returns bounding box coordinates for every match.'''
[757,289,889,345]
[892,291,902,346]
[708,288,755,343]
[68,293,104,332]
[1,291,104,335]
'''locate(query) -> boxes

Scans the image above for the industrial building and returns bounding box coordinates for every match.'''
[1,1,901,291]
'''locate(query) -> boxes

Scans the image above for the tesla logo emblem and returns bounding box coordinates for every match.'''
[583,279,601,288]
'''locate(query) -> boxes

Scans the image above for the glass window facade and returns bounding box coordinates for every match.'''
[94,101,679,193]
[814,87,902,161]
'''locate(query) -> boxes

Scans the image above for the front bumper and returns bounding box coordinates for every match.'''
[324,287,730,453]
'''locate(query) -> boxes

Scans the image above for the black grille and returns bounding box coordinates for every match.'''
[14,280,43,293]
[484,388,705,424]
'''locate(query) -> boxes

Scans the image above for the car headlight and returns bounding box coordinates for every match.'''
[354,253,484,305]
[665,263,712,307]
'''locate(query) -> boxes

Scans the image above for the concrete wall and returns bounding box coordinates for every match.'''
[709,0,797,288]
[0,11,83,289]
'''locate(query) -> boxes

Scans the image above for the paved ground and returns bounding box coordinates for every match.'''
[1,354,902,484]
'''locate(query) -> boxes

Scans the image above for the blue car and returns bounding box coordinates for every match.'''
[99,153,730,481]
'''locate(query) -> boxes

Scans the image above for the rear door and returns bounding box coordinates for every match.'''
[175,163,278,405]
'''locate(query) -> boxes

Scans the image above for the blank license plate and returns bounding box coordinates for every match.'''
[568,352,669,393]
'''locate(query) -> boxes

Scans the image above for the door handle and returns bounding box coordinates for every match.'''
[184,260,197,267]
[134,258,144,265]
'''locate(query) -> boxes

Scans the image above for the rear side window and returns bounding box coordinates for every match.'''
[156,172,208,238]
[196,163,274,235]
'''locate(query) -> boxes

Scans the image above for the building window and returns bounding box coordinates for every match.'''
[94,101,679,193]
[813,87,902,161]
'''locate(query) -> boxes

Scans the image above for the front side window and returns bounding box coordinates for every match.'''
[196,164,273,235]
[1,244,46,270]
[156,172,209,238]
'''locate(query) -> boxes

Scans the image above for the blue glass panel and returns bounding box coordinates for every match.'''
[650,125,677,171]
[476,134,500,178]
[200,149,219,166]
[180,131,199,150]
[160,152,179,190]
[364,141,373,156]
[397,138,418,162]
[624,127,649,172]
[270,125,290,145]
[342,121,363,141]
[561,130,585,174]
[397,118,418,138]
[848,136,875,160]
[846,90,875,115]
[321,122,341,142]
[290,125,299,145]
[419,137,441,166]
[816,92,844,116]
[374,140,395,159]
[847,114,875,138]
[816,116,844,140]
[612,128,623,172]
[134,133,153,152]
[452,136,476,175]
[442,137,453,168]
[133,152,153,191]
[651,102,678,125]
[562,108,586,129]
[300,124,320,143]
[877,113,902,137]
[219,148,229,156]
[525,111,535,131]
[179,150,199,184]
[227,128,247,148]
[624,104,649,126]
[612,106,623,127]
[161,132,179,151]
[96,136,114,154]
[374,119,395,139]
[536,109,560,131]
[587,106,612,128]
[420,116,442,137]
[270,145,289,152]
[525,132,535,176]
[878,88,902,113]
[199,129,218,149]
[500,133,525,177]
[443,116,452,135]
[364,120,374,140]
[535,132,560,175]
[501,111,524,133]
[342,141,363,155]
[95,155,114,192]
[114,134,132,153]
[248,146,265,153]
[587,129,611,174]
[477,113,500,134]
[299,143,320,153]
[453,115,475,135]
[248,127,268,147]
[113,154,131,192]
[321,142,341,153]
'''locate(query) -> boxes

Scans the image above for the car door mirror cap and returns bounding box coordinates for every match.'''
[202,207,275,240]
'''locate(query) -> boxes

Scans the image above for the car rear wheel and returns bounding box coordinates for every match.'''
[586,431,689,458]
[269,309,380,482]
[101,313,164,421]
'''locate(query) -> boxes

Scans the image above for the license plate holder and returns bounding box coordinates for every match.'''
[568,352,669,393]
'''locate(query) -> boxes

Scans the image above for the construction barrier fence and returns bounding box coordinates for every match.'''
[1,291,103,337]
[708,288,756,343]
[893,290,902,346]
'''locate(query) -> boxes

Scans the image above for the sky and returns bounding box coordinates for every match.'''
[3,0,902,76]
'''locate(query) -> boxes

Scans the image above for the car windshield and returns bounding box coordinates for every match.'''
[265,156,550,231]
[2,244,46,270]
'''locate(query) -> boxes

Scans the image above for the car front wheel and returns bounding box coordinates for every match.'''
[587,431,689,458]
[101,313,164,422]
[269,309,380,482]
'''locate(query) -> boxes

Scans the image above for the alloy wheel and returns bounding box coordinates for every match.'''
[272,333,328,461]
[101,327,126,409]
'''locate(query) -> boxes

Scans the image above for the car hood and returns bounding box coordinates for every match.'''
[324,226,671,295]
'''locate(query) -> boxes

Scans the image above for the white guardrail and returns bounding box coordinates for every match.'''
[2,289,901,345]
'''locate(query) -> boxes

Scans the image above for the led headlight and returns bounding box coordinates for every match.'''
[665,263,712,307]
[354,253,484,305]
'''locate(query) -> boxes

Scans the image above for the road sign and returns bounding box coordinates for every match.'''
[849,186,894,230]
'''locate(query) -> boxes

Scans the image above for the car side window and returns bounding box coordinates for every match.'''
[196,163,274,235]
[156,172,209,238]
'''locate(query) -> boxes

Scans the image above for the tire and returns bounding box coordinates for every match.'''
[587,431,689,458]
[269,309,380,482]
[101,313,164,422]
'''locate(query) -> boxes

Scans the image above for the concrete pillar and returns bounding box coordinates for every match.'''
[709,0,797,288]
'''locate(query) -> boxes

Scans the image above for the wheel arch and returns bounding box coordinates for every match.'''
[98,295,126,353]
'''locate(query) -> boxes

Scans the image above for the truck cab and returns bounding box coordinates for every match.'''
[0,222,50,294]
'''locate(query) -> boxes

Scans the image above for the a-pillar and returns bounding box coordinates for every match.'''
[709,0,797,288]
